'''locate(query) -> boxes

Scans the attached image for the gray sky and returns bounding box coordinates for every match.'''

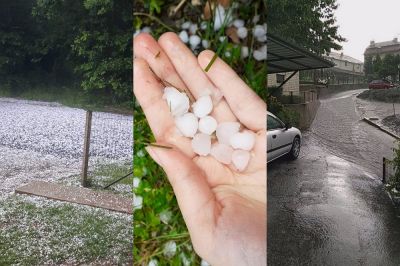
[334,0,400,62]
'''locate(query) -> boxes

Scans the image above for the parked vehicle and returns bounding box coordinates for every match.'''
[267,111,302,163]
[368,79,395,89]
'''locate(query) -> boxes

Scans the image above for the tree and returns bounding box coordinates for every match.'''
[364,56,374,82]
[267,0,345,55]
[373,54,383,79]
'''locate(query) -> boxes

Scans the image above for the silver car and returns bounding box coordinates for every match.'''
[267,111,302,163]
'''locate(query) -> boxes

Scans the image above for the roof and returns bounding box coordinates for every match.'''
[367,39,399,49]
[267,33,334,74]
[325,52,363,64]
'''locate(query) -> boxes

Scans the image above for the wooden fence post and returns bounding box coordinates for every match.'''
[81,110,92,187]
[383,157,386,183]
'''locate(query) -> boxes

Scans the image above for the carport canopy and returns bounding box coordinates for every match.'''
[267,33,334,74]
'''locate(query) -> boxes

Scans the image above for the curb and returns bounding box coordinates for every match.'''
[362,118,400,140]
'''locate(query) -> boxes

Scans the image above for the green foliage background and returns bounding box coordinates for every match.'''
[133,0,266,265]
[0,0,133,106]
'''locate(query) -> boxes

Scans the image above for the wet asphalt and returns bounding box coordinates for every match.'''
[268,90,400,265]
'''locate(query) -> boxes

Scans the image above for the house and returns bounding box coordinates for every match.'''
[364,38,400,60]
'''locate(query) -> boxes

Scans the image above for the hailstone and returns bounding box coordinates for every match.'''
[175,113,198,137]
[210,143,233,164]
[216,122,240,144]
[191,133,211,156]
[232,150,250,172]
[229,130,256,151]
[192,95,213,118]
[163,87,189,117]
[198,115,217,135]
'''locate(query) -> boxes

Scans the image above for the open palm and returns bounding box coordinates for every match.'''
[134,32,266,266]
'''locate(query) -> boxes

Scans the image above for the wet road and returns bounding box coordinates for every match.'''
[268,90,400,265]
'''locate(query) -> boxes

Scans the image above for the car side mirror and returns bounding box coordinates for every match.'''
[285,123,292,130]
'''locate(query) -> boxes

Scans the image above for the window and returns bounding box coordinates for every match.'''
[276,74,285,84]
[268,115,284,130]
[345,61,348,66]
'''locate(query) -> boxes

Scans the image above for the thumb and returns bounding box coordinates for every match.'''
[145,145,217,245]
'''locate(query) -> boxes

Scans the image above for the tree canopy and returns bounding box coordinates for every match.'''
[0,0,132,104]
[267,0,345,55]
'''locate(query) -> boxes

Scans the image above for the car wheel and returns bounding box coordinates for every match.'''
[288,137,301,160]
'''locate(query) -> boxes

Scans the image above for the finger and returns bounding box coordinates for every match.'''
[133,58,194,157]
[198,50,267,131]
[158,32,237,122]
[146,146,218,251]
[134,33,188,98]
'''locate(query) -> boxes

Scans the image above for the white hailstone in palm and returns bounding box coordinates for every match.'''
[175,112,198,137]
[253,45,267,61]
[163,241,177,258]
[192,133,211,156]
[133,194,143,210]
[257,34,267,42]
[142,26,152,33]
[189,23,198,35]
[232,150,250,172]
[253,24,267,37]
[237,27,248,39]
[179,30,189,43]
[233,19,245,28]
[189,35,201,49]
[148,259,158,266]
[192,95,213,118]
[163,87,189,117]
[198,115,217,135]
[241,46,249,59]
[229,130,256,150]
[202,39,210,49]
[213,4,226,31]
[210,143,234,164]
[181,21,192,30]
[216,122,240,144]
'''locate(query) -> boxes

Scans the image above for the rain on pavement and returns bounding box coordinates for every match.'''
[268,89,400,265]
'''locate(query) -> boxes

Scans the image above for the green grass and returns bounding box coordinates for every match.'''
[0,195,132,265]
[357,87,400,103]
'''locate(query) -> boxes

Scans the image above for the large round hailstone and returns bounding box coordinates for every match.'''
[192,133,211,156]
[179,30,189,43]
[189,35,201,49]
[202,39,210,49]
[175,113,198,138]
[163,87,189,117]
[189,23,198,35]
[232,150,250,172]
[230,130,256,151]
[216,122,240,144]
[210,143,233,164]
[198,116,217,135]
[253,25,266,37]
[253,45,267,61]
[237,27,248,39]
[192,95,213,118]
[233,19,245,28]
[181,21,191,30]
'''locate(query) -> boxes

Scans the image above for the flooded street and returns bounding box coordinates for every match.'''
[268,89,400,265]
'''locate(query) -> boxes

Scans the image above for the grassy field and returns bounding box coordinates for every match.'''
[357,87,400,103]
[0,162,133,265]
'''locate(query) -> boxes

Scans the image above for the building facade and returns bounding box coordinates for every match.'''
[364,38,400,60]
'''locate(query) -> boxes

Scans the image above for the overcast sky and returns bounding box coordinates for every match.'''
[334,0,400,62]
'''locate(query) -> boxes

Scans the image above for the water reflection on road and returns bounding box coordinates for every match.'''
[268,90,400,265]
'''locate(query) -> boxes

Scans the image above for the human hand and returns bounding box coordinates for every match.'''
[133,32,266,266]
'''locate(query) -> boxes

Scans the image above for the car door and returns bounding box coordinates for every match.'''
[267,115,293,162]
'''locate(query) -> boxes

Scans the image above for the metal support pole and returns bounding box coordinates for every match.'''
[81,110,92,187]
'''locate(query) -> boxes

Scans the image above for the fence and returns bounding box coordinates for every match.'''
[383,157,396,184]
[280,90,318,104]
[81,110,133,188]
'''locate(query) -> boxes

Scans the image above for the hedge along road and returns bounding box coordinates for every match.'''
[268,89,400,265]
[0,97,133,264]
